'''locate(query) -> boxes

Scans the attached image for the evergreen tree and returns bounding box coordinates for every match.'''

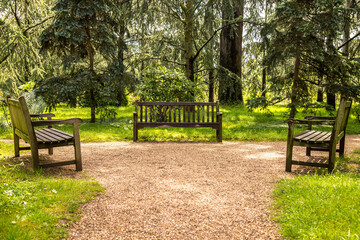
[38,0,121,122]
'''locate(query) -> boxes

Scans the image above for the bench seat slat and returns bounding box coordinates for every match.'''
[35,128,73,144]
[294,130,332,144]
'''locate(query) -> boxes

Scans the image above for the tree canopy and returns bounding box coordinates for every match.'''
[1,0,360,121]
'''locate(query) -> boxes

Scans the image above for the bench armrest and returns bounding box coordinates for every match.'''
[285,118,335,126]
[31,118,83,127]
[304,115,336,120]
[30,113,55,118]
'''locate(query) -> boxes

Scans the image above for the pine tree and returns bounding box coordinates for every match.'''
[39,0,119,122]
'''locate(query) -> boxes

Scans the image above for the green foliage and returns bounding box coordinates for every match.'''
[273,173,360,239]
[352,104,360,123]
[0,157,104,240]
[136,67,195,102]
[37,0,134,121]
[263,0,360,113]
[96,107,118,122]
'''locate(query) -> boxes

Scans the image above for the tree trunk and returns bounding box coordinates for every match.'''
[219,0,244,104]
[327,91,336,109]
[208,69,214,102]
[262,68,266,98]
[235,2,244,103]
[290,50,301,118]
[261,0,268,99]
[184,0,195,86]
[317,88,323,102]
[87,28,96,123]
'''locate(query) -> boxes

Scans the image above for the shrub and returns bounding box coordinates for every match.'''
[136,67,195,102]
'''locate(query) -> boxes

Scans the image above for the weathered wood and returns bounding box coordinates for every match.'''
[133,101,223,142]
[285,98,352,173]
[6,96,83,171]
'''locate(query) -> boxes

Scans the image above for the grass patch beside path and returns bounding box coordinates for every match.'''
[0,157,104,240]
[1,104,359,142]
[273,174,360,239]
[273,153,360,239]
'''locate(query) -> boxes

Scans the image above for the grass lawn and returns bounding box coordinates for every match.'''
[273,172,360,239]
[1,104,359,142]
[0,156,104,239]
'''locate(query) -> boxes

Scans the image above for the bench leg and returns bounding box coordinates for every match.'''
[73,123,82,171]
[48,148,53,155]
[339,136,345,157]
[286,141,293,172]
[133,129,138,142]
[14,134,20,157]
[306,147,311,156]
[216,128,222,142]
[30,145,40,170]
[286,125,294,172]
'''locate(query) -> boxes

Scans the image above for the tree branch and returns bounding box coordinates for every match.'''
[162,0,185,22]
[337,31,360,50]
[23,16,54,34]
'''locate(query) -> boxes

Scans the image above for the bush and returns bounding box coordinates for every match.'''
[352,104,360,123]
[136,67,195,102]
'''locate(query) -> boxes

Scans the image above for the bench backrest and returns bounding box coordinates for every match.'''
[134,101,220,123]
[6,96,36,144]
[331,97,352,144]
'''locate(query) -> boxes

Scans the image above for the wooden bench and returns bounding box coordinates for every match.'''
[133,101,222,142]
[6,96,82,171]
[285,97,352,173]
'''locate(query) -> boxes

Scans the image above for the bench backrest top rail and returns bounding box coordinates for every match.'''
[7,96,37,144]
[330,98,352,143]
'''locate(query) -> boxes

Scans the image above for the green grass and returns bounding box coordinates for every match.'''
[1,104,359,142]
[0,157,104,240]
[273,173,360,239]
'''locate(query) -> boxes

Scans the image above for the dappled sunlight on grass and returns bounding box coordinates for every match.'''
[1,104,359,142]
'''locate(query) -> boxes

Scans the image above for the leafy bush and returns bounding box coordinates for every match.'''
[136,67,195,102]
[352,104,360,123]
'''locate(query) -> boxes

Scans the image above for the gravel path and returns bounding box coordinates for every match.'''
[8,135,360,239]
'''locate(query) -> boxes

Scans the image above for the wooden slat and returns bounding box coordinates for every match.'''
[212,105,214,122]
[35,129,60,142]
[294,130,315,139]
[183,105,186,122]
[150,106,153,122]
[145,106,148,122]
[154,105,157,122]
[197,105,200,122]
[169,106,172,122]
[35,128,73,143]
[140,105,143,122]
[202,105,205,123]
[207,105,209,122]
[300,131,324,142]
[192,106,195,122]
[47,128,73,137]
[317,132,332,142]
[187,106,190,122]
[40,160,77,168]
[311,131,330,142]
[174,106,176,123]
[163,106,167,122]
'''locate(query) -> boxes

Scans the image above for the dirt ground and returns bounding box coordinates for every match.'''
[6,135,360,239]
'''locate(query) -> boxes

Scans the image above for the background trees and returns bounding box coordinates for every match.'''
[1,0,360,121]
